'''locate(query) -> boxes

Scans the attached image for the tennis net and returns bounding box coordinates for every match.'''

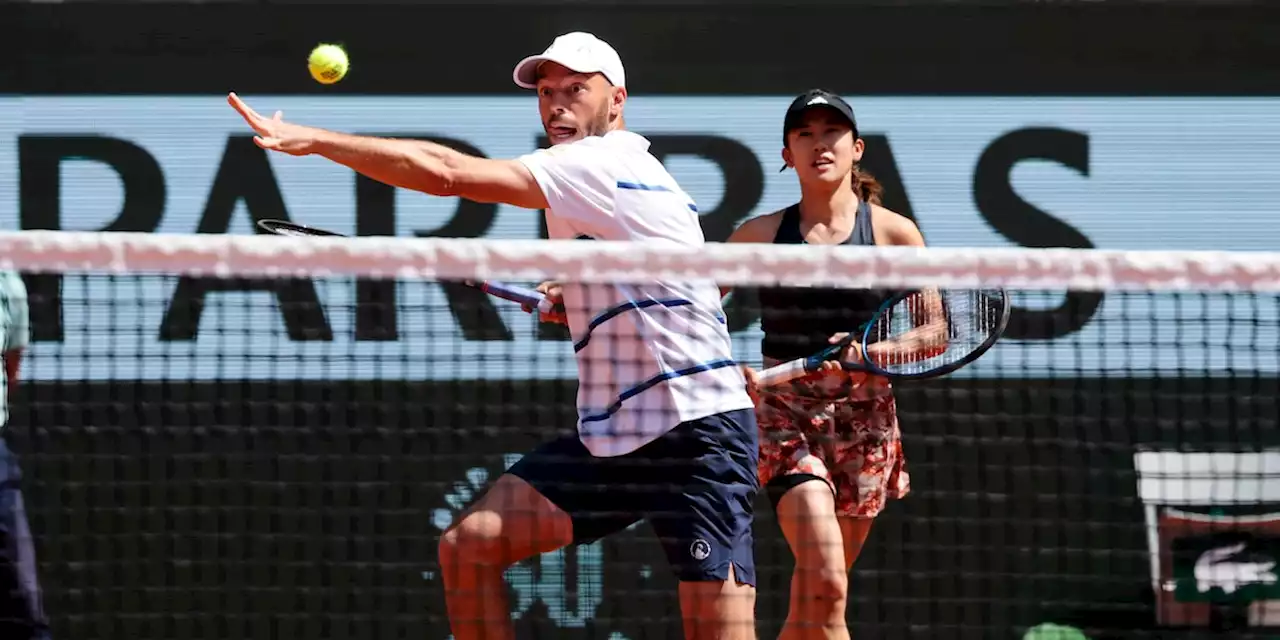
[1,230,1279,640]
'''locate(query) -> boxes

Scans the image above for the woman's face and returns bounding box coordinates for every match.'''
[782,108,864,187]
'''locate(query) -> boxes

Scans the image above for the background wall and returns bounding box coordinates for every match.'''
[6,2,1280,639]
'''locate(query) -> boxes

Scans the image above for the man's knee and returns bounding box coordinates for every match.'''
[438,509,508,569]
[437,473,574,573]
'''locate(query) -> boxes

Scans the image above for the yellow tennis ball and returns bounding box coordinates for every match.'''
[308,44,349,85]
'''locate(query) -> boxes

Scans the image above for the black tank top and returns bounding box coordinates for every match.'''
[758,201,890,361]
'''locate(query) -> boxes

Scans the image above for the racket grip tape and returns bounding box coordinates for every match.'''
[465,280,554,315]
[754,335,856,388]
[754,358,816,388]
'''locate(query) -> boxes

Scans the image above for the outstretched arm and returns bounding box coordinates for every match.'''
[228,93,549,210]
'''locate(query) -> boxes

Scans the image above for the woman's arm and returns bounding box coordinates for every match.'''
[864,209,947,366]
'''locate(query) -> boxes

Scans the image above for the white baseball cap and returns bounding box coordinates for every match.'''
[512,32,626,90]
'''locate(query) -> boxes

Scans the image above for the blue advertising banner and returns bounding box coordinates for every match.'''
[3,96,1278,381]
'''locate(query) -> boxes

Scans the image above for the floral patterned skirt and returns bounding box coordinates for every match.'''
[755,374,909,518]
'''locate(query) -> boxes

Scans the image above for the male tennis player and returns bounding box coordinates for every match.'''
[228,32,759,639]
[0,271,50,640]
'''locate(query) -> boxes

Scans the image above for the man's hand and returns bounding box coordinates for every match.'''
[522,281,568,325]
[227,92,549,209]
[741,365,761,401]
[228,93,323,156]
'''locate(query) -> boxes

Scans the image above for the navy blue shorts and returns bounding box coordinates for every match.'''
[508,408,759,586]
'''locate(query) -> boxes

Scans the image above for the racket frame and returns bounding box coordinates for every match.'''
[756,287,1011,387]
[254,219,555,315]
[256,219,344,237]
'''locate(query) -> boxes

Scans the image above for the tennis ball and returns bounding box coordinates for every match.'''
[308,44,349,85]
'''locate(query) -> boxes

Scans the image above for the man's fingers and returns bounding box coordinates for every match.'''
[272,110,284,122]
[229,92,259,121]
[228,93,275,137]
[227,92,261,122]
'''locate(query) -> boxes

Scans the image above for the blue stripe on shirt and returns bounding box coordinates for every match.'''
[573,298,694,353]
[580,359,739,424]
[616,180,672,192]
[616,181,698,212]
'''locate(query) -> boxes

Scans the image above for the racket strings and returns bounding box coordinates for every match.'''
[868,289,1007,374]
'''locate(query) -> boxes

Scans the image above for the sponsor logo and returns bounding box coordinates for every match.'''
[1134,450,1280,628]
[1194,542,1278,596]
[690,539,711,561]
[3,96,1279,381]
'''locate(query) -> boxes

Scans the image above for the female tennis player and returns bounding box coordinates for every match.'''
[724,89,925,639]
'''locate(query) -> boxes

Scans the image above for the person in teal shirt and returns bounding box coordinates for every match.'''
[0,271,50,640]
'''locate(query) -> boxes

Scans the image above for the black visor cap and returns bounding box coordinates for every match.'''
[780,89,859,172]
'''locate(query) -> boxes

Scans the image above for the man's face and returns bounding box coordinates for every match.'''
[536,62,618,145]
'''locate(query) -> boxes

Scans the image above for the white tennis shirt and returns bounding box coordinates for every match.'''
[518,130,753,457]
[0,271,28,430]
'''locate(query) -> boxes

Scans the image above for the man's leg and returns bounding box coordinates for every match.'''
[678,567,757,640]
[438,435,639,640]
[645,409,760,640]
[438,473,572,640]
[0,442,50,640]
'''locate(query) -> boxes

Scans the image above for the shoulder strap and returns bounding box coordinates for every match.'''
[773,203,803,244]
[849,200,875,246]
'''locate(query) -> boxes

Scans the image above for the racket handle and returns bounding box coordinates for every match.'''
[468,281,553,314]
[755,334,859,388]
[754,358,817,388]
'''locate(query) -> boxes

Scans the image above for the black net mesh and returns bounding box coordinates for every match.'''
[0,271,1274,639]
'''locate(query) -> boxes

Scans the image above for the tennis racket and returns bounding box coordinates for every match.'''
[254,219,555,314]
[256,219,345,238]
[756,288,1010,387]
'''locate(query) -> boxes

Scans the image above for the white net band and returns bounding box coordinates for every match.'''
[2,231,1280,293]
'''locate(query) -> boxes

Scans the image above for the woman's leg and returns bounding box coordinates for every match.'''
[819,392,906,637]
[775,478,850,640]
[837,517,876,572]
